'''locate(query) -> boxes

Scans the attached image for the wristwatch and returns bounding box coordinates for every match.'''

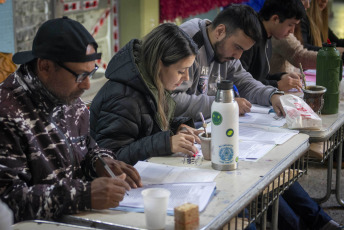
[273,90,285,95]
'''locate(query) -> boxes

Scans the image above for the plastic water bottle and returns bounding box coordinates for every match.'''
[316,41,343,114]
[211,80,239,171]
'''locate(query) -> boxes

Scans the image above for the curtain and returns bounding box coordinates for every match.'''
[160,0,249,22]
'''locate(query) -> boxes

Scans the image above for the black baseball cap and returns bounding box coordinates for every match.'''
[13,16,102,64]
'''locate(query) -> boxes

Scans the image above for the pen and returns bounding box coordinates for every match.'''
[98,155,129,196]
[233,85,240,97]
[299,63,307,89]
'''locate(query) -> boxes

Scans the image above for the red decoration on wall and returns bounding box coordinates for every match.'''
[160,0,248,22]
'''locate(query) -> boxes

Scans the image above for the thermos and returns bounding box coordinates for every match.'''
[211,80,239,171]
[316,42,343,114]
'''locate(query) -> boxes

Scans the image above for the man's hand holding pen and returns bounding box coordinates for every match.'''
[95,156,142,188]
[235,98,252,115]
[91,156,142,210]
[233,84,252,115]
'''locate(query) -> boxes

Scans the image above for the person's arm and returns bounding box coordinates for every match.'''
[91,95,173,165]
[83,137,141,188]
[272,35,317,70]
[229,60,276,106]
[0,121,92,222]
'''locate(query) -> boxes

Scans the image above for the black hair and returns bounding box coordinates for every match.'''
[212,4,262,42]
[259,0,305,22]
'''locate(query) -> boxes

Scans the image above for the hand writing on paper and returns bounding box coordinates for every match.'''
[170,133,199,156]
[96,157,142,188]
[91,174,130,209]
[235,98,252,115]
[278,73,302,92]
[271,94,286,117]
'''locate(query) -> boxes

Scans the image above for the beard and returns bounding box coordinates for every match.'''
[213,40,235,64]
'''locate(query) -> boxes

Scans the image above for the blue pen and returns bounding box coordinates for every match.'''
[233,85,240,97]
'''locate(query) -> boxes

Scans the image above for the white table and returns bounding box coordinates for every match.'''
[61,133,309,230]
[13,220,97,230]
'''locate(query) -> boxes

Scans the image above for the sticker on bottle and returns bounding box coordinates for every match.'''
[226,129,234,137]
[219,144,234,163]
[212,111,222,125]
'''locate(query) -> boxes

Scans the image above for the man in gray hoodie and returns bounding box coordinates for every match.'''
[172,4,285,120]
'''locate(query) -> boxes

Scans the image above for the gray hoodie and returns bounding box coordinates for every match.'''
[172,18,278,121]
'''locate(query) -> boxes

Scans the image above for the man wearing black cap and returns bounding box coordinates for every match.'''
[0,17,142,223]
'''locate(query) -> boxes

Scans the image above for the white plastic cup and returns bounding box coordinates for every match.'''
[141,188,171,229]
[0,201,13,230]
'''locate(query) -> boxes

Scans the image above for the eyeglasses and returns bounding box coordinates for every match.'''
[57,62,99,83]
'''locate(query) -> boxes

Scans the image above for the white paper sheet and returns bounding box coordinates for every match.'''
[238,141,276,161]
[238,124,299,145]
[114,161,218,214]
[202,123,298,161]
[134,161,219,185]
[118,182,216,213]
[205,123,298,145]
[250,104,273,114]
[239,112,286,127]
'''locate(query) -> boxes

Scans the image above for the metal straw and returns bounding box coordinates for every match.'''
[199,112,208,138]
[299,63,307,89]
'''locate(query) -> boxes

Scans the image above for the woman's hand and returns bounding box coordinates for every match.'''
[176,124,203,144]
[170,133,199,156]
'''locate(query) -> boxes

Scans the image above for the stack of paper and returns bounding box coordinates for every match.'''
[114,161,219,214]
[202,122,298,162]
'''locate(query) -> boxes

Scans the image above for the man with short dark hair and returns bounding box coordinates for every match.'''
[0,16,142,223]
[240,0,304,91]
[172,4,285,117]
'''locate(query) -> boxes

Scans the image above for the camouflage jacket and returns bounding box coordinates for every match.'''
[0,64,115,223]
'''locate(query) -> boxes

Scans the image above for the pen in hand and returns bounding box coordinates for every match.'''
[233,85,240,97]
[98,155,129,196]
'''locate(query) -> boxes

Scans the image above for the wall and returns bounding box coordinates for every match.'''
[118,0,159,48]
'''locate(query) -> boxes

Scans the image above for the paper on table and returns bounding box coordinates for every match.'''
[115,182,216,214]
[196,141,275,161]
[239,141,275,161]
[205,123,296,144]
[239,112,286,127]
[250,104,273,114]
[304,69,344,77]
[134,161,219,185]
[239,123,298,145]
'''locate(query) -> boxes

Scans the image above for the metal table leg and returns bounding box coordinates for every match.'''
[313,153,333,203]
[261,211,267,230]
[271,196,279,230]
[335,142,344,207]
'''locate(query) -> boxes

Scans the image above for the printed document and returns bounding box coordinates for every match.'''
[203,123,298,161]
[117,182,216,213]
[134,161,219,184]
[114,161,218,214]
